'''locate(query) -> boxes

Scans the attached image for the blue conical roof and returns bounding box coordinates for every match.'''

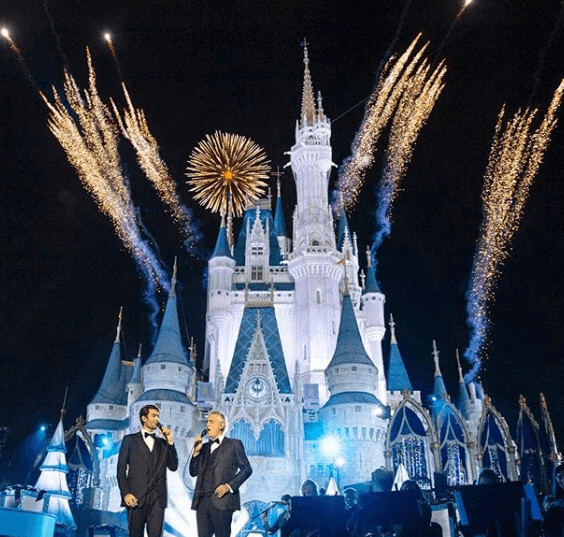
[432,342,447,399]
[212,223,232,258]
[327,292,375,369]
[386,319,413,391]
[364,264,381,294]
[91,313,129,406]
[274,187,288,237]
[145,275,191,367]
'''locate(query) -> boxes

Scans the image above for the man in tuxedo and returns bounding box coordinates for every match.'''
[189,410,253,537]
[117,404,178,537]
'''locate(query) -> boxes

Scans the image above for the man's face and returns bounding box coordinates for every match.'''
[206,413,224,439]
[142,409,160,431]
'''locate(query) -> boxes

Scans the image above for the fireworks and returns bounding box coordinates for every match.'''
[1,26,34,83]
[186,131,270,217]
[338,35,430,212]
[112,84,200,252]
[464,79,564,381]
[41,49,170,297]
[371,58,446,269]
[103,32,123,80]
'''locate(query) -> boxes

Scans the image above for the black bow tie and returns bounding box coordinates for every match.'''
[144,432,156,439]
[212,438,220,444]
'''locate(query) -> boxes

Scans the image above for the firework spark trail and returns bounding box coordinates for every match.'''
[1,28,36,85]
[371,58,446,270]
[337,35,429,212]
[186,131,270,217]
[41,53,171,307]
[434,0,474,63]
[104,33,124,82]
[112,84,201,254]
[464,80,564,382]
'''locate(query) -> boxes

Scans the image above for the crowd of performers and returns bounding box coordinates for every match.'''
[257,464,564,537]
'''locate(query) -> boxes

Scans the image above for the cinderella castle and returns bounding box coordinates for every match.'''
[26,46,558,535]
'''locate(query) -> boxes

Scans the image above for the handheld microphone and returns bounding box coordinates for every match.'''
[157,421,164,431]
[194,428,207,447]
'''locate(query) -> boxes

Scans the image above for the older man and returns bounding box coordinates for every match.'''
[189,410,253,537]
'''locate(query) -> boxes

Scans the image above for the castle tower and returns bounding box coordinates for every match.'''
[133,260,195,465]
[205,216,236,380]
[319,284,388,485]
[455,349,471,420]
[360,246,386,402]
[287,44,341,399]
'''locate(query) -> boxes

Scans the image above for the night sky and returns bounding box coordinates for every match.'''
[1,0,563,476]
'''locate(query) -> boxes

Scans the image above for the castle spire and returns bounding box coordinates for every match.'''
[432,340,447,399]
[90,308,128,406]
[145,263,190,367]
[386,314,413,392]
[274,177,288,237]
[456,349,471,417]
[212,214,232,258]
[300,39,317,126]
[363,245,381,294]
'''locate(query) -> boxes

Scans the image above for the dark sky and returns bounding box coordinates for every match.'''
[1,0,563,468]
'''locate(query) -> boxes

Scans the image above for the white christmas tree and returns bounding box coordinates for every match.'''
[34,417,76,531]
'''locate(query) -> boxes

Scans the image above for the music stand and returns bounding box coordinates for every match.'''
[452,482,541,537]
[355,491,421,535]
[288,496,347,537]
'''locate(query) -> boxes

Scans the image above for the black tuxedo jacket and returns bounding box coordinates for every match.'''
[189,436,252,512]
[117,431,179,508]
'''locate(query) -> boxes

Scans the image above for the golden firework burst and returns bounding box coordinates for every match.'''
[186,131,270,216]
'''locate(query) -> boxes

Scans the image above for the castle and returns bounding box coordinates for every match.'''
[77,45,558,533]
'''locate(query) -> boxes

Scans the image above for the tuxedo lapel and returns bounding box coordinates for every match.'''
[136,431,151,465]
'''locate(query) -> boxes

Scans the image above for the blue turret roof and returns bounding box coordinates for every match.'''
[225,307,291,394]
[145,268,191,367]
[91,311,131,406]
[129,346,143,385]
[274,182,288,237]
[364,264,381,294]
[212,221,232,258]
[323,391,383,408]
[234,206,283,266]
[327,291,375,369]
[386,316,413,392]
[136,389,193,404]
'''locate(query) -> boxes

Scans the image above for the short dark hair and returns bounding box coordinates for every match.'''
[139,404,159,424]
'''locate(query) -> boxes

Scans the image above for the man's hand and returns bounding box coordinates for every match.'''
[192,433,204,456]
[124,493,138,507]
[160,426,174,445]
[214,483,231,498]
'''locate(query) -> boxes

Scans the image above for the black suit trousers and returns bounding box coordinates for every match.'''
[196,495,233,537]
[127,491,165,537]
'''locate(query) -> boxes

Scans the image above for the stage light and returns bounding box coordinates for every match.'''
[1,28,9,39]
[335,456,346,468]
[320,435,341,458]
[39,425,47,432]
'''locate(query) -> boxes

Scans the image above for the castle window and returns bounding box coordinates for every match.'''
[362,427,367,439]
[180,406,185,413]
[160,364,166,370]
[334,368,339,374]
[370,428,374,439]
[353,427,358,438]
[351,366,358,372]
[251,266,264,281]
[354,405,361,413]
[178,366,182,372]
[251,245,264,256]
[331,408,336,416]
[345,428,350,438]
[345,250,351,261]
[317,464,323,474]
[316,289,321,304]
[109,405,114,410]
[312,240,319,246]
